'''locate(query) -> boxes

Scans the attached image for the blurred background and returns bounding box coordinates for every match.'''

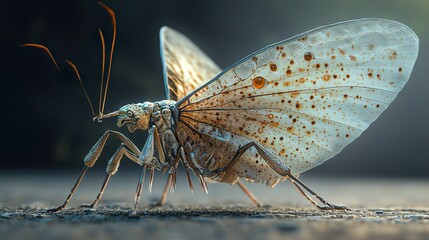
[1,0,428,178]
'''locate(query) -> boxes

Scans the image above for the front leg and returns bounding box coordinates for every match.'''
[84,130,141,167]
[49,130,141,212]
[80,143,142,208]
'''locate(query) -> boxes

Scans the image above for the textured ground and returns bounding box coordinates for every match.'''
[1,170,428,240]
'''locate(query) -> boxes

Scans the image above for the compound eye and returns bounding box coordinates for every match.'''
[126,110,134,118]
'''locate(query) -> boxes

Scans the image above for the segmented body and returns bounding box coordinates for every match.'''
[147,100,179,171]
[30,4,418,212]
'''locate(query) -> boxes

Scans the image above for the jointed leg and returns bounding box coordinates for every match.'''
[288,174,349,210]
[154,148,189,207]
[80,174,111,208]
[81,144,141,208]
[84,130,141,167]
[206,141,348,210]
[48,166,88,212]
[50,130,142,212]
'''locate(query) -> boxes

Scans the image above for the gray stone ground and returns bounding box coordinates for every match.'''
[1,170,428,240]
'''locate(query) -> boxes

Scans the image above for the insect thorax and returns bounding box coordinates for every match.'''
[150,100,180,170]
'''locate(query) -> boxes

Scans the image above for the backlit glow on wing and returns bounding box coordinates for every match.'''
[178,19,418,174]
[160,26,221,101]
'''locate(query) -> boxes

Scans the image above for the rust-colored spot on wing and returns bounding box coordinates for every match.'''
[286,69,293,76]
[252,76,267,89]
[270,63,277,72]
[350,55,357,62]
[290,91,300,98]
[272,122,280,127]
[304,52,314,61]
[323,75,331,81]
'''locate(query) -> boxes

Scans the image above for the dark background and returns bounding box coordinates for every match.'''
[1,0,428,178]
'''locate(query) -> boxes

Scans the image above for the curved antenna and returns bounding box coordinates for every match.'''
[98,1,116,116]
[98,29,106,116]
[22,43,96,116]
[21,44,61,72]
[65,60,96,116]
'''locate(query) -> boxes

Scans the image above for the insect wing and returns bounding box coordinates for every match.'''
[160,26,221,101]
[178,19,418,174]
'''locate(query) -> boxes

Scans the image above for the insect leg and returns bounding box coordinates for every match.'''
[81,144,142,208]
[289,179,321,208]
[236,179,261,207]
[48,166,89,212]
[155,173,172,207]
[153,144,182,207]
[51,130,141,212]
[134,166,147,210]
[84,130,140,167]
[287,174,349,210]
[180,147,194,193]
[206,141,347,210]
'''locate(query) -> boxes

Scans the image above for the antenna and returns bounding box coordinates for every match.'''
[98,29,106,116]
[22,44,96,116]
[97,1,117,117]
[23,2,118,119]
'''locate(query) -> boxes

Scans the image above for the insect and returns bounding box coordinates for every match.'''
[25,3,418,211]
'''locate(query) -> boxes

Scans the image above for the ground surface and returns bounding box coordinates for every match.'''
[1,171,428,240]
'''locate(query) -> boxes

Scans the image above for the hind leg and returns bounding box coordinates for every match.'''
[206,141,348,210]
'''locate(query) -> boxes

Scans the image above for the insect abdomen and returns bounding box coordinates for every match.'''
[178,123,285,186]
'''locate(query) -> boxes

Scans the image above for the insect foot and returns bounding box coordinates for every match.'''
[317,205,351,211]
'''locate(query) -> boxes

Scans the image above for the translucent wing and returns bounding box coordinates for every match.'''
[160,26,221,101]
[177,19,418,176]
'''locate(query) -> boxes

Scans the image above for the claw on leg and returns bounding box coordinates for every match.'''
[47,166,89,212]
[288,174,350,211]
